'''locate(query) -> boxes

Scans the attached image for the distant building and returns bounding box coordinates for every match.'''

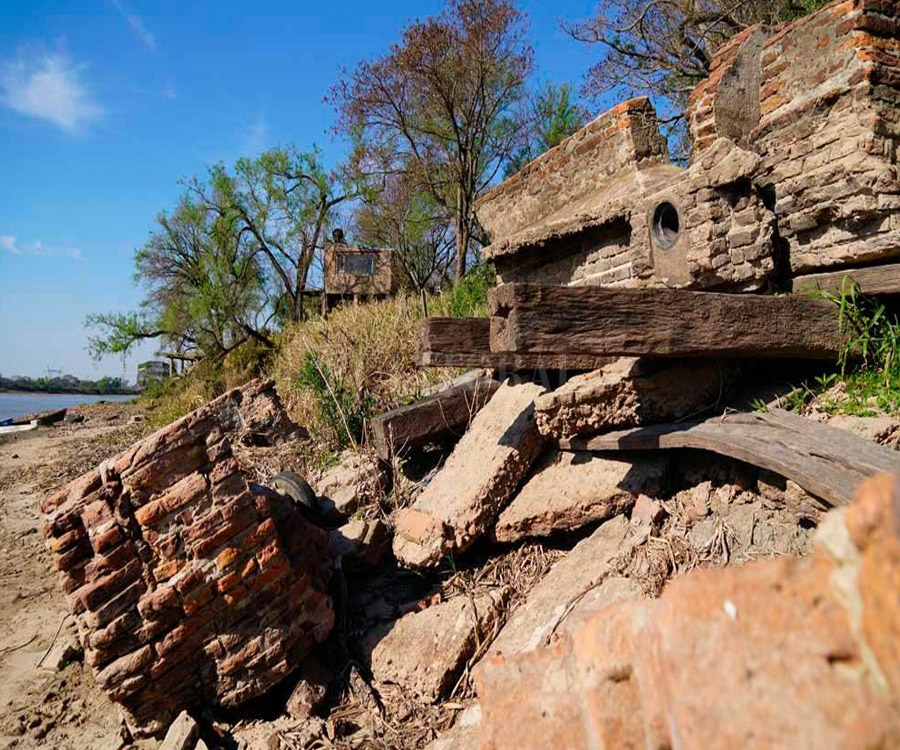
[137,360,170,389]
[322,240,400,311]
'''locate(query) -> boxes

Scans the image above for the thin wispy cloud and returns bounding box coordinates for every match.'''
[1,235,84,260]
[0,49,103,133]
[244,116,270,154]
[110,0,156,51]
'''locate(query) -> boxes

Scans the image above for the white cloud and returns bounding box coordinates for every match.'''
[0,50,103,133]
[162,85,177,99]
[110,0,156,50]
[0,235,84,260]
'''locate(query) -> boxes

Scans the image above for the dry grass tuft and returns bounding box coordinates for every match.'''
[273,294,461,449]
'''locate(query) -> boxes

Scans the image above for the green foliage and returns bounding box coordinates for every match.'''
[296,349,372,449]
[505,82,588,177]
[432,262,496,318]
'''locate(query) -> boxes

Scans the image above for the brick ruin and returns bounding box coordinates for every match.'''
[477,0,900,293]
[40,381,334,736]
[33,1,900,746]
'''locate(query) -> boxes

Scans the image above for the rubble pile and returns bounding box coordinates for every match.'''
[33,2,900,748]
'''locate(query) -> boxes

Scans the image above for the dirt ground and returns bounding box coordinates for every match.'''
[0,404,152,750]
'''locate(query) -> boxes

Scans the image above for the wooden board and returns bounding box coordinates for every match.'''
[418,317,610,370]
[792,261,900,296]
[370,376,500,460]
[488,284,844,360]
[559,409,900,507]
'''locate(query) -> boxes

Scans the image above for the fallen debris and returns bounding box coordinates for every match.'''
[159,711,198,750]
[40,381,334,736]
[489,284,844,360]
[393,378,546,568]
[329,519,390,567]
[365,588,508,703]
[534,357,736,439]
[489,515,642,658]
[418,316,611,371]
[371,375,499,460]
[561,409,900,507]
[493,449,666,542]
[475,474,900,750]
[314,450,389,522]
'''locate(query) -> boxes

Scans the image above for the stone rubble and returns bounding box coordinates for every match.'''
[393,378,546,568]
[493,448,667,543]
[365,589,508,703]
[534,358,737,441]
[475,473,900,750]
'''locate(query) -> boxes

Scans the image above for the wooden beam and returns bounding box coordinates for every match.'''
[792,261,900,296]
[370,376,500,461]
[488,284,844,360]
[559,409,900,507]
[418,317,610,370]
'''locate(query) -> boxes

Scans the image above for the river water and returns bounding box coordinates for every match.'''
[0,393,134,422]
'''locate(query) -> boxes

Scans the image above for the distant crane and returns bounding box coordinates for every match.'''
[45,366,63,379]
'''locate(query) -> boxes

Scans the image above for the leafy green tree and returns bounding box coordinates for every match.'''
[87,193,272,361]
[194,146,354,323]
[354,170,454,294]
[504,82,588,177]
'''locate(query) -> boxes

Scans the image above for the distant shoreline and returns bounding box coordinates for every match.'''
[0,389,137,398]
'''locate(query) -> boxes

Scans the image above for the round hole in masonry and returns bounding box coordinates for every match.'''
[652,201,681,250]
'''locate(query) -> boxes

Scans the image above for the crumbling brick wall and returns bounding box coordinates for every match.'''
[739,0,900,276]
[477,98,669,244]
[41,380,334,736]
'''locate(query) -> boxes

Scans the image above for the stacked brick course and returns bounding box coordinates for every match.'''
[478,0,900,294]
[41,380,334,736]
[751,0,900,275]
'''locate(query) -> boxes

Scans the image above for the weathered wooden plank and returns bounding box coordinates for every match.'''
[418,317,610,370]
[559,409,900,507]
[792,261,900,296]
[488,284,844,360]
[370,376,500,460]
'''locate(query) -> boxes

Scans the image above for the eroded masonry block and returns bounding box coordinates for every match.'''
[393,378,545,568]
[479,0,900,296]
[365,589,507,702]
[41,381,334,736]
[493,449,666,543]
[534,358,737,441]
[476,473,900,750]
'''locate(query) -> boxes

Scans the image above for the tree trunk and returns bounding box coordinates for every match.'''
[455,187,469,280]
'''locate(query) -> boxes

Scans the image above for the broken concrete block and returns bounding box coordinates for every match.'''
[494,449,666,542]
[393,378,546,568]
[314,450,389,521]
[40,381,334,737]
[329,519,390,567]
[489,515,642,658]
[38,627,82,672]
[365,589,507,702]
[285,657,328,721]
[535,358,736,441]
[426,703,482,750]
[476,474,900,749]
[159,711,198,750]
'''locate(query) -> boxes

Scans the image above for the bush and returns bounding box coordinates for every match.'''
[431,262,496,318]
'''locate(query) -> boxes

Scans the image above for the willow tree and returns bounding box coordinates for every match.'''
[194,146,354,323]
[86,194,273,362]
[331,0,533,278]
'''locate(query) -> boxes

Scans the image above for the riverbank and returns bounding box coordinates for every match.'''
[0,403,154,750]
[0,393,136,423]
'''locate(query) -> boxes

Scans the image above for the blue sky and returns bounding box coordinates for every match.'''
[0,0,605,381]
